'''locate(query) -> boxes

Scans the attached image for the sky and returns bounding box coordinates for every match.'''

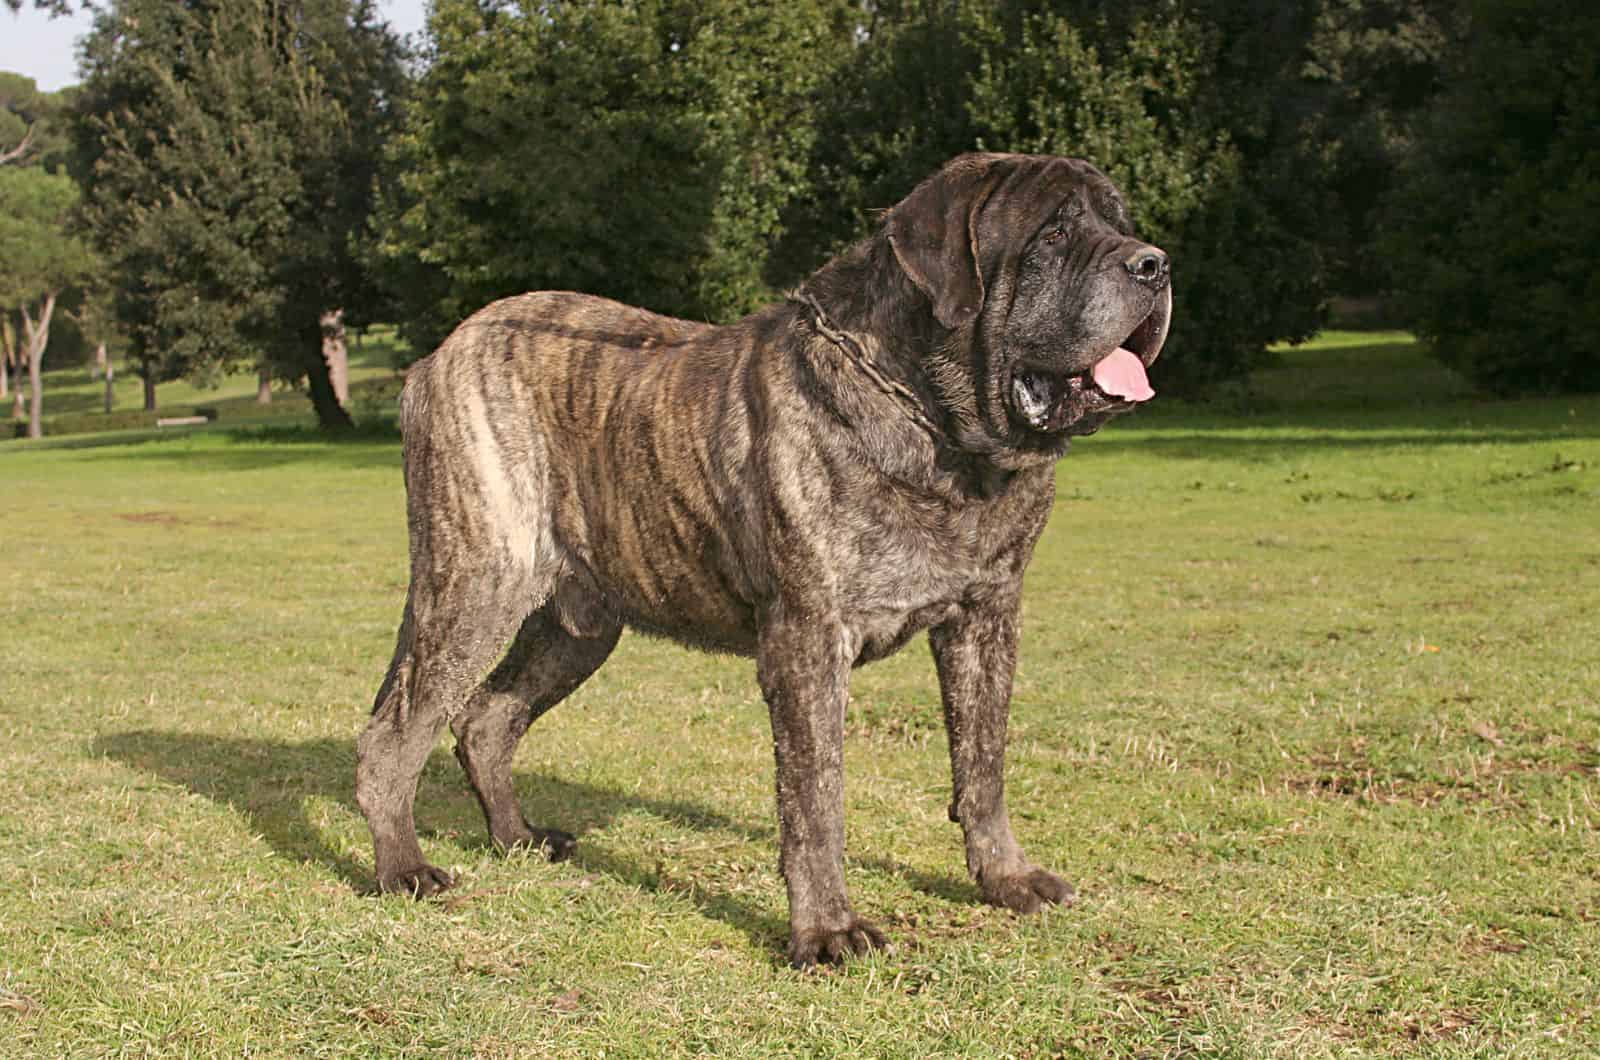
[0,0,430,93]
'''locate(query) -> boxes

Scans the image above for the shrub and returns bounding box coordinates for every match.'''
[1384,0,1600,394]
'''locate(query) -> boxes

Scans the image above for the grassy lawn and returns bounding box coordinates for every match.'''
[1,332,1596,1056]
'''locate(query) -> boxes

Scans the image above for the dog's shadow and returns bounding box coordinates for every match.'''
[93,730,980,953]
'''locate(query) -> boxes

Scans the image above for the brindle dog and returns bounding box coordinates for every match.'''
[356,153,1172,967]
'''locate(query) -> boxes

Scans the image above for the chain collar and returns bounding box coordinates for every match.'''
[792,292,941,439]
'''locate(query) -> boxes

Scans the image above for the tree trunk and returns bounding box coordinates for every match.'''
[322,308,350,406]
[307,309,353,430]
[1,315,12,400]
[305,359,354,430]
[8,320,21,420]
[104,353,115,414]
[28,350,42,439]
[257,361,272,404]
[21,292,57,440]
[93,341,107,381]
[142,372,156,411]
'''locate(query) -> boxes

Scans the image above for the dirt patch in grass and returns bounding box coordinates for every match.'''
[115,510,255,530]
[1399,1007,1480,1043]
[1109,977,1208,1021]
[1462,927,1529,956]
[1284,735,1599,810]
[0,986,43,1019]
[116,511,187,525]
[843,697,940,745]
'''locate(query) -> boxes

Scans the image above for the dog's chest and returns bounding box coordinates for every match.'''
[830,494,989,663]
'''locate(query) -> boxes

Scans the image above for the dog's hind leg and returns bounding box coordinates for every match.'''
[450,601,621,857]
[356,365,552,897]
[357,577,532,897]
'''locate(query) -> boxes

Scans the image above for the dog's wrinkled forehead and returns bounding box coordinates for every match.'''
[884,153,1137,330]
[974,156,1132,257]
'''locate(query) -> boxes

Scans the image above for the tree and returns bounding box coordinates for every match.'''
[71,282,121,410]
[1,313,18,415]
[775,0,1366,393]
[0,166,95,437]
[1383,0,1600,393]
[72,0,408,428]
[965,2,1305,392]
[1303,0,1455,298]
[3,0,78,153]
[374,0,856,358]
[372,0,1477,391]
[2,72,76,171]
[1,119,35,166]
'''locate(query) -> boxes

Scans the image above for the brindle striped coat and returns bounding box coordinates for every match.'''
[357,153,1171,966]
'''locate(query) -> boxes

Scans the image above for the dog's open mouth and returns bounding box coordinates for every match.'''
[1010,359,1141,434]
[1010,292,1170,436]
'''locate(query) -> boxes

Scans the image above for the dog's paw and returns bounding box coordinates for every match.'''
[378,863,455,899]
[789,916,890,969]
[982,866,1075,914]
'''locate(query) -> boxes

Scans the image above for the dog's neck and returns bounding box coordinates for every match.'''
[791,291,942,439]
[795,237,955,430]
[793,238,1016,500]
[798,237,947,365]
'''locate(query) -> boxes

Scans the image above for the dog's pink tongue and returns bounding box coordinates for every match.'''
[1091,347,1155,402]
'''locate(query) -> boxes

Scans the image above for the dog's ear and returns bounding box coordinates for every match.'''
[886,156,1003,329]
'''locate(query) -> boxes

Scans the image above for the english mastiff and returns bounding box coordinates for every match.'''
[357,152,1172,966]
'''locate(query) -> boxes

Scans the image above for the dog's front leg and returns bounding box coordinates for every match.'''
[758,605,886,967]
[930,588,1075,913]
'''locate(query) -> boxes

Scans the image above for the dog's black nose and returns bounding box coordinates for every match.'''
[1124,247,1169,289]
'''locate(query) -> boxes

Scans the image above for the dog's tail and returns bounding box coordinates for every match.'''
[371,365,432,718]
[371,603,415,717]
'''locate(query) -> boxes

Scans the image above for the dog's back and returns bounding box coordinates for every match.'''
[398,291,767,649]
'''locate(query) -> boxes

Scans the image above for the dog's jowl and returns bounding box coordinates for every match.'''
[356,153,1172,967]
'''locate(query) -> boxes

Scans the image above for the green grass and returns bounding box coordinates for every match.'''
[1,332,1596,1056]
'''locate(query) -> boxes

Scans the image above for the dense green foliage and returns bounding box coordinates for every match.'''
[1303,0,1454,297]
[778,0,1323,391]
[0,167,91,303]
[13,0,1599,405]
[1384,0,1600,393]
[0,71,76,171]
[374,0,856,354]
[70,0,407,426]
[377,0,1465,391]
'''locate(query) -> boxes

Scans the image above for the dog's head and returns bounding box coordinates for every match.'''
[885,153,1171,464]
